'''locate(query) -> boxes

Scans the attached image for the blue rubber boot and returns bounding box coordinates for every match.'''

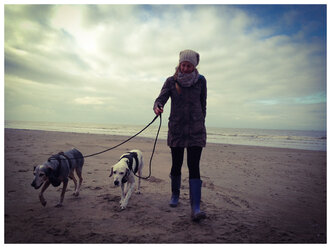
[189,179,206,222]
[169,175,181,207]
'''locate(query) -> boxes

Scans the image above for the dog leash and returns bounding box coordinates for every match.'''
[84,114,161,159]
[48,114,162,179]
[133,114,162,180]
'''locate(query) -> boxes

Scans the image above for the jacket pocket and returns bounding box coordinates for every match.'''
[190,113,205,135]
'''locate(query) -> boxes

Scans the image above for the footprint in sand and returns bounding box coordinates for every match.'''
[216,192,250,209]
[85,186,102,190]
[97,193,120,203]
[147,176,163,183]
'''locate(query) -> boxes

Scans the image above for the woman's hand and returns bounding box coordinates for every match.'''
[154,106,163,116]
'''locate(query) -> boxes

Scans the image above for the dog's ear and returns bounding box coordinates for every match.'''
[124,168,130,178]
[109,167,113,177]
[45,166,53,177]
[33,166,36,171]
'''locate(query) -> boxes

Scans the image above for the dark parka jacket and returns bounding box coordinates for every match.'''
[154,75,207,147]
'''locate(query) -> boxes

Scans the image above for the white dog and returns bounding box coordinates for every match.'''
[109,150,144,210]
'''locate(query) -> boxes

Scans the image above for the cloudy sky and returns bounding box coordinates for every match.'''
[4,4,326,131]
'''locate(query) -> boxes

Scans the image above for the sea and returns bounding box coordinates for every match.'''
[4,120,326,151]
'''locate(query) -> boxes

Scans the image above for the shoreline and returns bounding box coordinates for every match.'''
[4,127,325,152]
[5,128,326,243]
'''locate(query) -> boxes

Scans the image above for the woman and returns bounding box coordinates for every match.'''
[153,49,207,222]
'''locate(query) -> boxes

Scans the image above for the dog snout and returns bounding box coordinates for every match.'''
[31,182,39,189]
[31,179,43,189]
[114,180,119,186]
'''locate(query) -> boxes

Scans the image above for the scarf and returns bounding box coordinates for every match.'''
[176,70,200,88]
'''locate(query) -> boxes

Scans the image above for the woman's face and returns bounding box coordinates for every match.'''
[180,61,195,74]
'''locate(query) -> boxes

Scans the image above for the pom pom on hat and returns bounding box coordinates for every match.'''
[179,49,200,67]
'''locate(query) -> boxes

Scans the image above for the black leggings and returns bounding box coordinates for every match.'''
[170,146,203,179]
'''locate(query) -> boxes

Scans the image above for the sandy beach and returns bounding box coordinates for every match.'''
[4,128,326,243]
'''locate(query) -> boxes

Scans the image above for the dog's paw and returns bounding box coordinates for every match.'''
[55,203,63,208]
[39,195,47,206]
[136,191,141,194]
[120,203,127,210]
[73,192,79,197]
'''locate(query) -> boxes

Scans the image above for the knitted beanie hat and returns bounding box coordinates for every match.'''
[179,49,200,67]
